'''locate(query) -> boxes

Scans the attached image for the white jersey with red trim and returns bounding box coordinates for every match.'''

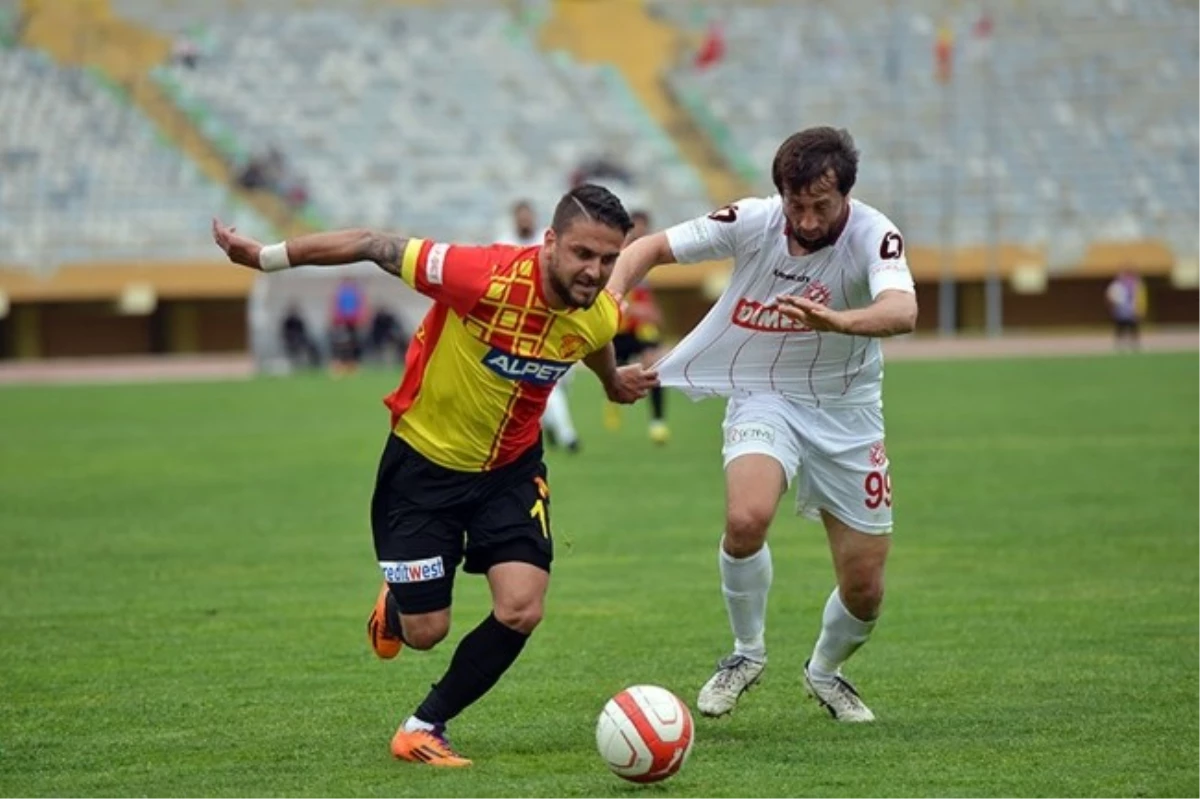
[658,196,914,408]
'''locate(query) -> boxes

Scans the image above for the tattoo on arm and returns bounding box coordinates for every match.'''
[358,232,408,277]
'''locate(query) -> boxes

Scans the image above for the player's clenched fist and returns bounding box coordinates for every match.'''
[606,363,659,404]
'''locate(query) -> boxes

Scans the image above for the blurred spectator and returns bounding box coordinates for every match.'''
[568,156,633,190]
[280,304,320,371]
[693,21,726,70]
[236,154,268,191]
[567,156,649,214]
[1105,268,1148,351]
[236,145,308,212]
[284,176,310,211]
[262,145,286,188]
[496,199,541,246]
[367,308,410,365]
[329,278,368,374]
[171,35,200,70]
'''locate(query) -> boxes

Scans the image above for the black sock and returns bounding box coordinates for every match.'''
[384,591,408,645]
[650,386,664,421]
[414,613,529,725]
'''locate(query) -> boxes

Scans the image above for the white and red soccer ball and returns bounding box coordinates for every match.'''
[595,685,694,783]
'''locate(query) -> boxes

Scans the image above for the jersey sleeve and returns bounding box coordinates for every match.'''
[855,214,916,299]
[664,197,769,264]
[397,238,495,315]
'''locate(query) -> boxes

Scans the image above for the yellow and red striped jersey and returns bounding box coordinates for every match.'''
[384,238,620,471]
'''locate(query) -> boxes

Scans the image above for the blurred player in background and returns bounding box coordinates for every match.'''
[213,184,656,767]
[498,199,582,453]
[606,209,669,444]
[1105,267,1147,351]
[609,127,917,724]
[329,276,367,375]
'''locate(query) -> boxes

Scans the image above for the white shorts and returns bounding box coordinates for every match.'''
[721,394,894,534]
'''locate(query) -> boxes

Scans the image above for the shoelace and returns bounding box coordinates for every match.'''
[822,678,863,708]
[429,726,457,750]
[712,655,756,689]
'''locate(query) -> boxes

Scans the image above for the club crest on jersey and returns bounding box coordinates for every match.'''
[483,348,572,385]
[799,280,833,306]
[559,334,588,360]
[869,441,888,467]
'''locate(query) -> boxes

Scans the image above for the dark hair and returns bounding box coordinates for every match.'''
[551,183,633,236]
[772,127,859,196]
[631,209,651,227]
[512,199,533,213]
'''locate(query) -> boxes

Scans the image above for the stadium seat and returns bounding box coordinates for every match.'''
[125,3,708,240]
[654,0,1198,261]
[0,46,271,268]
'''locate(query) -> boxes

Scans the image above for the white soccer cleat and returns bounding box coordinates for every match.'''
[803,659,875,722]
[696,654,765,717]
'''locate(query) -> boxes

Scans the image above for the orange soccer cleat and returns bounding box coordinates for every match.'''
[391,726,472,767]
[366,583,403,660]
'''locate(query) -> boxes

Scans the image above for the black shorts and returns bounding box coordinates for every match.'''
[370,434,553,615]
[1114,319,1140,334]
[613,332,658,365]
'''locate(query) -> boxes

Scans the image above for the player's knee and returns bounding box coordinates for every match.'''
[724,507,772,556]
[840,575,885,621]
[399,616,450,650]
[493,599,544,635]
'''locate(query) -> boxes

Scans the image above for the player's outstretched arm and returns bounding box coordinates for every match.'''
[212,218,410,276]
[609,232,676,299]
[583,344,660,404]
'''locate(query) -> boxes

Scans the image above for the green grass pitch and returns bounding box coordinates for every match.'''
[1,352,1196,797]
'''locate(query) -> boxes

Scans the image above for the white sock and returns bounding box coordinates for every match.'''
[403,715,436,733]
[809,587,875,683]
[719,541,772,662]
[542,385,577,446]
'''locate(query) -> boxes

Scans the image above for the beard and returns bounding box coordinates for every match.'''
[790,203,851,252]
[548,269,597,310]
[790,228,836,252]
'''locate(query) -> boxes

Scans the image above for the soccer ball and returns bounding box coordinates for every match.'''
[595,685,694,783]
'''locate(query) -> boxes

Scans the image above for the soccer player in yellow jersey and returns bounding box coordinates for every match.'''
[213,185,657,767]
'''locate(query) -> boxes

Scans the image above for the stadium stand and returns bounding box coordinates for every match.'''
[0,0,1194,359]
[0,45,270,269]
[119,0,709,242]
[657,0,1198,264]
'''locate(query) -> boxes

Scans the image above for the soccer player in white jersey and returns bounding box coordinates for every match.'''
[608,127,917,722]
